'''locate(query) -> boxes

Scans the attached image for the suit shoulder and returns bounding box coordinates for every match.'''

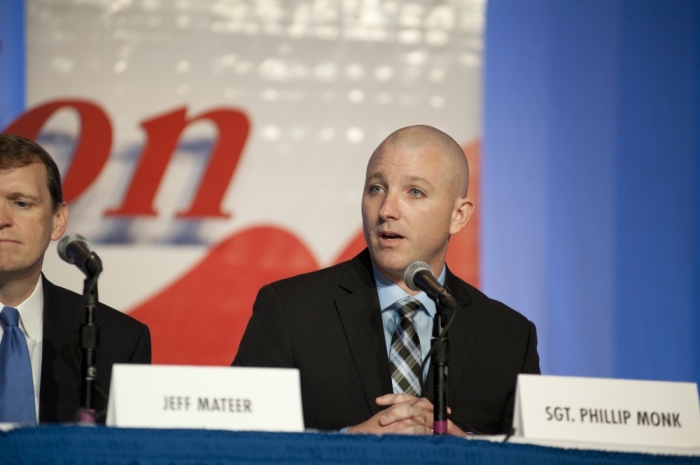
[266,260,352,295]
[46,280,147,333]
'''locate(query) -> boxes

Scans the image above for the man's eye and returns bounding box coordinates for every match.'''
[15,201,29,208]
[369,185,383,194]
[410,188,422,197]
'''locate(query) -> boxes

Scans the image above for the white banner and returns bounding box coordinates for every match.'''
[18,0,485,365]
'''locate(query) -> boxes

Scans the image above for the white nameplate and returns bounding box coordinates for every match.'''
[106,364,304,432]
[513,374,700,448]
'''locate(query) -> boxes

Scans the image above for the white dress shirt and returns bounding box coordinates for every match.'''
[0,279,44,422]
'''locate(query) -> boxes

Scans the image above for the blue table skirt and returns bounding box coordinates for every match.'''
[0,426,697,465]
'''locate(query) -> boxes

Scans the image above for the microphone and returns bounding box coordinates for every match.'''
[57,233,103,277]
[405,260,453,435]
[403,261,457,309]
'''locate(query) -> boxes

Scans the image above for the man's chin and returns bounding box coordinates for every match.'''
[0,261,42,279]
[368,254,412,280]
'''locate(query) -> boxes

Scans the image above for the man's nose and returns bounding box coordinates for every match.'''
[0,204,11,228]
[379,190,400,221]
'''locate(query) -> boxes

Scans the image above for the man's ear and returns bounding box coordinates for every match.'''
[51,202,69,241]
[449,197,474,235]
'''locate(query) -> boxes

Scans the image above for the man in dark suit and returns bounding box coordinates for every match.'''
[39,276,150,422]
[234,125,539,435]
[0,134,150,424]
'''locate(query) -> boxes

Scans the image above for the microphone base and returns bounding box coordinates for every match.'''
[76,408,96,424]
[433,420,448,435]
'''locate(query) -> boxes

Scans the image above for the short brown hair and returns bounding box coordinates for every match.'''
[0,134,64,212]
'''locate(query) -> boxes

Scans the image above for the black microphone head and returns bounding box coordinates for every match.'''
[404,261,433,291]
[57,233,89,264]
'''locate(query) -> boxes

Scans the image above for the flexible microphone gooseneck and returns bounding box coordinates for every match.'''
[404,261,457,435]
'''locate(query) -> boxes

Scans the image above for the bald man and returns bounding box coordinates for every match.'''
[233,126,540,435]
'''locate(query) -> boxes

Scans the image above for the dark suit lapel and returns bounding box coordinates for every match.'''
[39,275,81,422]
[425,269,475,403]
[335,251,392,415]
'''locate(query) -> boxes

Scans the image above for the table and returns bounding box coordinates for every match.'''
[0,426,698,465]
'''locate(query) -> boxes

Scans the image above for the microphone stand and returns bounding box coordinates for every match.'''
[76,269,101,424]
[405,264,457,435]
[431,301,449,435]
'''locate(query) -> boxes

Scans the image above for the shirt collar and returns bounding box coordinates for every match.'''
[373,264,447,317]
[0,278,44,342]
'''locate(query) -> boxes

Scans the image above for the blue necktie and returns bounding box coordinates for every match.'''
[0,306,37,424]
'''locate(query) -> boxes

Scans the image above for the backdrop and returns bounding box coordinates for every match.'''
[0,0,483,366]
[1,0,699,387]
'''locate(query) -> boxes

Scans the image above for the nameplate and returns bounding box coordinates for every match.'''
[106,364,304,432]
[513,374,700,448]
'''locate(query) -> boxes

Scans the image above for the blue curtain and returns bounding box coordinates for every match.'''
[482,0,700,385]
[0,0,25,129]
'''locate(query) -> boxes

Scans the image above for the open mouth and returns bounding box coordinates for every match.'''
[379,232,404,241]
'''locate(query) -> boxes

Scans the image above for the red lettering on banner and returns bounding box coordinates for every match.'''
[3,100,112,203]
[106,107,249,218]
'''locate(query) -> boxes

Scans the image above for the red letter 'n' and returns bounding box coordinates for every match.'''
[106,107,250,218]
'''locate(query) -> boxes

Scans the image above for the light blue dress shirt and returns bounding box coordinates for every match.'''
[338,265,446,433]
[374,264,446,383]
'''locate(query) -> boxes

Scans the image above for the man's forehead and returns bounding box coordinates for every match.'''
[0,161,46,172]
[0,163,48,188]
[366,170,435,186]
[367,143,451,173]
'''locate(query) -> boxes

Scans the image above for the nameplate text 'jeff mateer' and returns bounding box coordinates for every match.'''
[107,365,303,432]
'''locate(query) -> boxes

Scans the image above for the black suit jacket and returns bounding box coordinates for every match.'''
[233,250,540,434]
[39,275,151,423]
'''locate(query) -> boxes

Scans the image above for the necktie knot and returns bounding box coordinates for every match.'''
[0,306,20,328]
[395,298,421,320]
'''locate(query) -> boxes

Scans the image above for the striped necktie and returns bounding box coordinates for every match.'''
[0,306,37,424]
[388,297,423,397]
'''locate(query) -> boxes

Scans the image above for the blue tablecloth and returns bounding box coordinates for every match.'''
[0,426,697,465]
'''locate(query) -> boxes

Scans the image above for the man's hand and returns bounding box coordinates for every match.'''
[347,394,432,435]
[346,393,466,436]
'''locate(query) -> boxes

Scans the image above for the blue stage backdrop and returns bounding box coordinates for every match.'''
[483,0,700,385]
[0,0,25,129]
